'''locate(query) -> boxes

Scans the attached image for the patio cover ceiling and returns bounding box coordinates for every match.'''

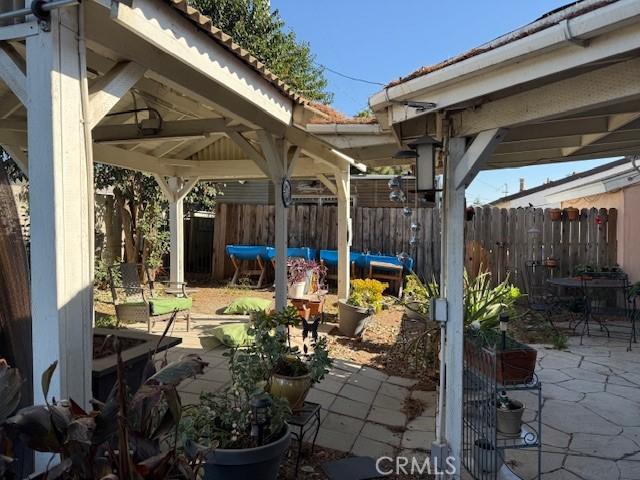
[0,0,365,180]
[369,0,640,171]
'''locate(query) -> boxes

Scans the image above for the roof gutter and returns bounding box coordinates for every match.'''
[370,0,640,123]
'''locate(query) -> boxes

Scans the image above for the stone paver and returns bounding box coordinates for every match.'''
[406,415,436,432]
[322,412,365,434]
[359,366,389,381]
[542,384,585,402]
[373,392,402,409]
[360,421,402,447]
[367,406,407,427]
[339,383,377,405]
[351,436,396,458]
[329,396,369,419]
[315,427,356,452]
[314,376,344,394]
[564,455,620,480]
[378,382,409,400]
[347,372,383,392]
[581,392,640,427]
[401,429,435,450]
[543,400,622,435]
[306,388,336,410]
[570,433,639,459]
[387,375,418,387]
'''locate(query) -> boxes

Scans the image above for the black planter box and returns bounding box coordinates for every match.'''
[92,328,181,402]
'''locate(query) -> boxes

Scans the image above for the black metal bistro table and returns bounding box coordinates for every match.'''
[287,401,322,477]
[548,275,628,343]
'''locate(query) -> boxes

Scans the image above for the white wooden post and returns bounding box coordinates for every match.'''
[442,138,466,479]
[336,169,351,299]
[27,10,93,408]
[257,131,287,310]
[154,175,198,286]
[168,179,185,285]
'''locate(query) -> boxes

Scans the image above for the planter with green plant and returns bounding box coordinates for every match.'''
[180,307,331,479]
[338,278,388,337]
[287,259,327,298]
[402,273,439,320]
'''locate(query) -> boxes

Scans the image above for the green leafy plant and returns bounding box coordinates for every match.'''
[403,273,439,316]
[464,270,521,330]
[0,341,206,479]
[347,278,388,313]
[94,315,120,329]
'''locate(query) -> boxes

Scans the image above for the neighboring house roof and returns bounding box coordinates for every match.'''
[386,0,616,88]
[165,0,308,104]
[489,157,630,205]
[308,103,378,125]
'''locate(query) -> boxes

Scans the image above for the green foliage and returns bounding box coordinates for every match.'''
[189,0,332,103]
[1,352,207,479]
[181,307,330,450]
[464,270,521,330]
[551,332,568,350]
[95,315,120,329]
[94,257,121,290]
[347,278,388,313]
[403,273,439,315]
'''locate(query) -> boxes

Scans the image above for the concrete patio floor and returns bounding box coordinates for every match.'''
[132,316,640,480]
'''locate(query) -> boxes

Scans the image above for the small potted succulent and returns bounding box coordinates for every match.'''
[496,390,524,435]
[338,278,388,337]
[287,258,327,298]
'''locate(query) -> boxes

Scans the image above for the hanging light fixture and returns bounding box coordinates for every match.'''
[409,136,441,192]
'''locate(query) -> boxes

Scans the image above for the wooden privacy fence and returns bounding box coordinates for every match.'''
[210,204,617,290]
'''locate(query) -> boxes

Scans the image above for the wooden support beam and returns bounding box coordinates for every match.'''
[88,60,146,128]
[92,118,242,143]
[561,112,640,156]
[453,128,507,189]
[441,137,466,478]
[287,145,302,176]
[227,131,272,178]
[0,43,27,106]
[453,57,640,136]
[0,21,38,41]
[27,9,93,415]
[316,173,337,195]
[257,131,288,310]
[0,92,22,119]
[93,144,177,176]
[335,169,351,299]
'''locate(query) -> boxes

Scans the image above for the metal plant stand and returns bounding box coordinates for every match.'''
[462,335,542,480]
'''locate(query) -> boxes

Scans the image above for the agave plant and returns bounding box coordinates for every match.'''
[1,344,208,480]
[464,270,521,330]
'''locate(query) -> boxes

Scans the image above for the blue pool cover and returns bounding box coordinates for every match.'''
[225,245,270,261]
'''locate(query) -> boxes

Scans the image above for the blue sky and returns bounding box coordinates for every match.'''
[272,0,617,204]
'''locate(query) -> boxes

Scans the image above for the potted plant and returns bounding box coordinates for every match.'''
[565,207,580,221]
[338,278,388,337]
[548,208,562,221]
[402,273,438,320]
[180,307,330,479]
[287,258,327,298]
[496,391,524,435]
[543,257,558,268]
[181,391,291,480]
[473,438,503,473]
[1,351,207,480]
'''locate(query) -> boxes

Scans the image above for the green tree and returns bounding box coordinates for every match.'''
[190,0,332,103]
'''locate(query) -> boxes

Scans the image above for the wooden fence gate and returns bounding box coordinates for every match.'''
[210,204,617,290]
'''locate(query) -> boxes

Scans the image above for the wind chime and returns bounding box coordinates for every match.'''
[389,136,442,269]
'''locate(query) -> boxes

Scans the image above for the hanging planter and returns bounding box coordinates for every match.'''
[548,208,562,221]
[595,213,607,225]
[565,207,580,221]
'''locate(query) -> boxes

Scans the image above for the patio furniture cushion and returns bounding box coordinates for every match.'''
[223,297,272,314]
[149,297,192,316]
[200,322,254,349]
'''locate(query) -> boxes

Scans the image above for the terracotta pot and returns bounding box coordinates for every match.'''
[338,300,373,337]
[270,373,312,410]
[565,207,579,221]
[549,208,562,221]
[497,399,524,435]
[544,258,558,268]
[496,347,538,385]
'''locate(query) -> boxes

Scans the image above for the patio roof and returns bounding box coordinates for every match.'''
[0,0,357,420]
[367,0,640,474]
[370,0,640,170]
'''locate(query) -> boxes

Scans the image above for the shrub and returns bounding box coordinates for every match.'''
[347,278,388,313]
